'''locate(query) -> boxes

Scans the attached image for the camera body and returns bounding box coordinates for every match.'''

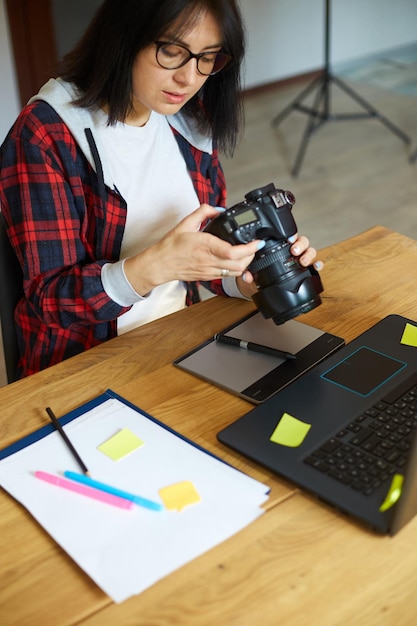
[204,182,323,324]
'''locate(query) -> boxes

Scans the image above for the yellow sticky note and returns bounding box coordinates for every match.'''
[98,428,144,461]
[401,323,417,348]
[158,480,201,512]
[270,412,311,447]
[379,474,404,512]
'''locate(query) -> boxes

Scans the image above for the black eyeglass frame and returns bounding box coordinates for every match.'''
[154,41,232,76]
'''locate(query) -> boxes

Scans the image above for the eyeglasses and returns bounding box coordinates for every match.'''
[154,41,232,76]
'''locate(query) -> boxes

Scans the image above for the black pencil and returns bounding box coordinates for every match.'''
[45,406,89,475]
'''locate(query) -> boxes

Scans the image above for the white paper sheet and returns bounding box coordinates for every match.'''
[0,396,269,602]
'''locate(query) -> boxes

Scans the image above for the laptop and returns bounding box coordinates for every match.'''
[174,311,344,404]
[218,314,417,534]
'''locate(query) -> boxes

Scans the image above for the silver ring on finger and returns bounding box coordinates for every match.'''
[221,268,230,277]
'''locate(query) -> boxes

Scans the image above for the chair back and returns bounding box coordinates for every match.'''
[0,213,23,383]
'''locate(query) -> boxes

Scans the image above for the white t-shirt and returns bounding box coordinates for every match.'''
[96,111,200,334]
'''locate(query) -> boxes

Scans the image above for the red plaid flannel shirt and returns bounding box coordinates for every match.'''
[0,101,227,378]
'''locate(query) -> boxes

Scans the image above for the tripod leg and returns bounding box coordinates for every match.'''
[410,147,417,163]
[271,74,323,128]
[292,77,328,177]
[332,75,411,145]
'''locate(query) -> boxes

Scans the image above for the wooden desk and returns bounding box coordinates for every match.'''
[2,226,417,625]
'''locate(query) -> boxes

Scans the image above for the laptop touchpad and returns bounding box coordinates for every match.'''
[321,347,406,396]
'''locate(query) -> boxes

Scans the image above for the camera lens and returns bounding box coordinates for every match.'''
[250,240,323,325]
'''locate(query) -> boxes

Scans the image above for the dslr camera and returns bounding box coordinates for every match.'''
[204,182,323,325]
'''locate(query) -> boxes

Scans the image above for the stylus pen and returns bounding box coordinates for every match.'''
[45,407,90,475]
[64,471,164,511]
[214,333,296,360]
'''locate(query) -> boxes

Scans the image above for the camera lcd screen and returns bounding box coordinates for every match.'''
[234,208,257,227]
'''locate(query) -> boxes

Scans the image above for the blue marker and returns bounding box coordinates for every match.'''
[64,471,163,511]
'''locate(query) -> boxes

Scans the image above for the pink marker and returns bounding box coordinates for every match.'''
[34,471,134,510]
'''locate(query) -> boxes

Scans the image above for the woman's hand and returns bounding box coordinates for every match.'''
[123,204,264,296]
[236,234,323,299]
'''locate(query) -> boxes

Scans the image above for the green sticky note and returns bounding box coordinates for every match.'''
[98,428,144,461]
[401,323,417,348]
[158,480,201,512]
[379,474,404,512]
[270,412,311,447]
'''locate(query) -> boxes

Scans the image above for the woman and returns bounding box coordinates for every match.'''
[0,0,320,378]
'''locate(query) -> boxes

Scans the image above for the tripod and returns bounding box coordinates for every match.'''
[271,0,411,177]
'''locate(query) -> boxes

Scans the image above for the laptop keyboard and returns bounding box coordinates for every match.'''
[303,372,417,496]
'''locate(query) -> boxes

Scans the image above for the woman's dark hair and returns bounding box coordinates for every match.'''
[58,0,246,155]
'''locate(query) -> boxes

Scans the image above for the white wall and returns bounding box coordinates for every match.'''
[0,0,20,143]
[240,0,417,88]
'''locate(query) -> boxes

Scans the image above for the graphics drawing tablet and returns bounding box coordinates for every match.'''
[174,311,345,404]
